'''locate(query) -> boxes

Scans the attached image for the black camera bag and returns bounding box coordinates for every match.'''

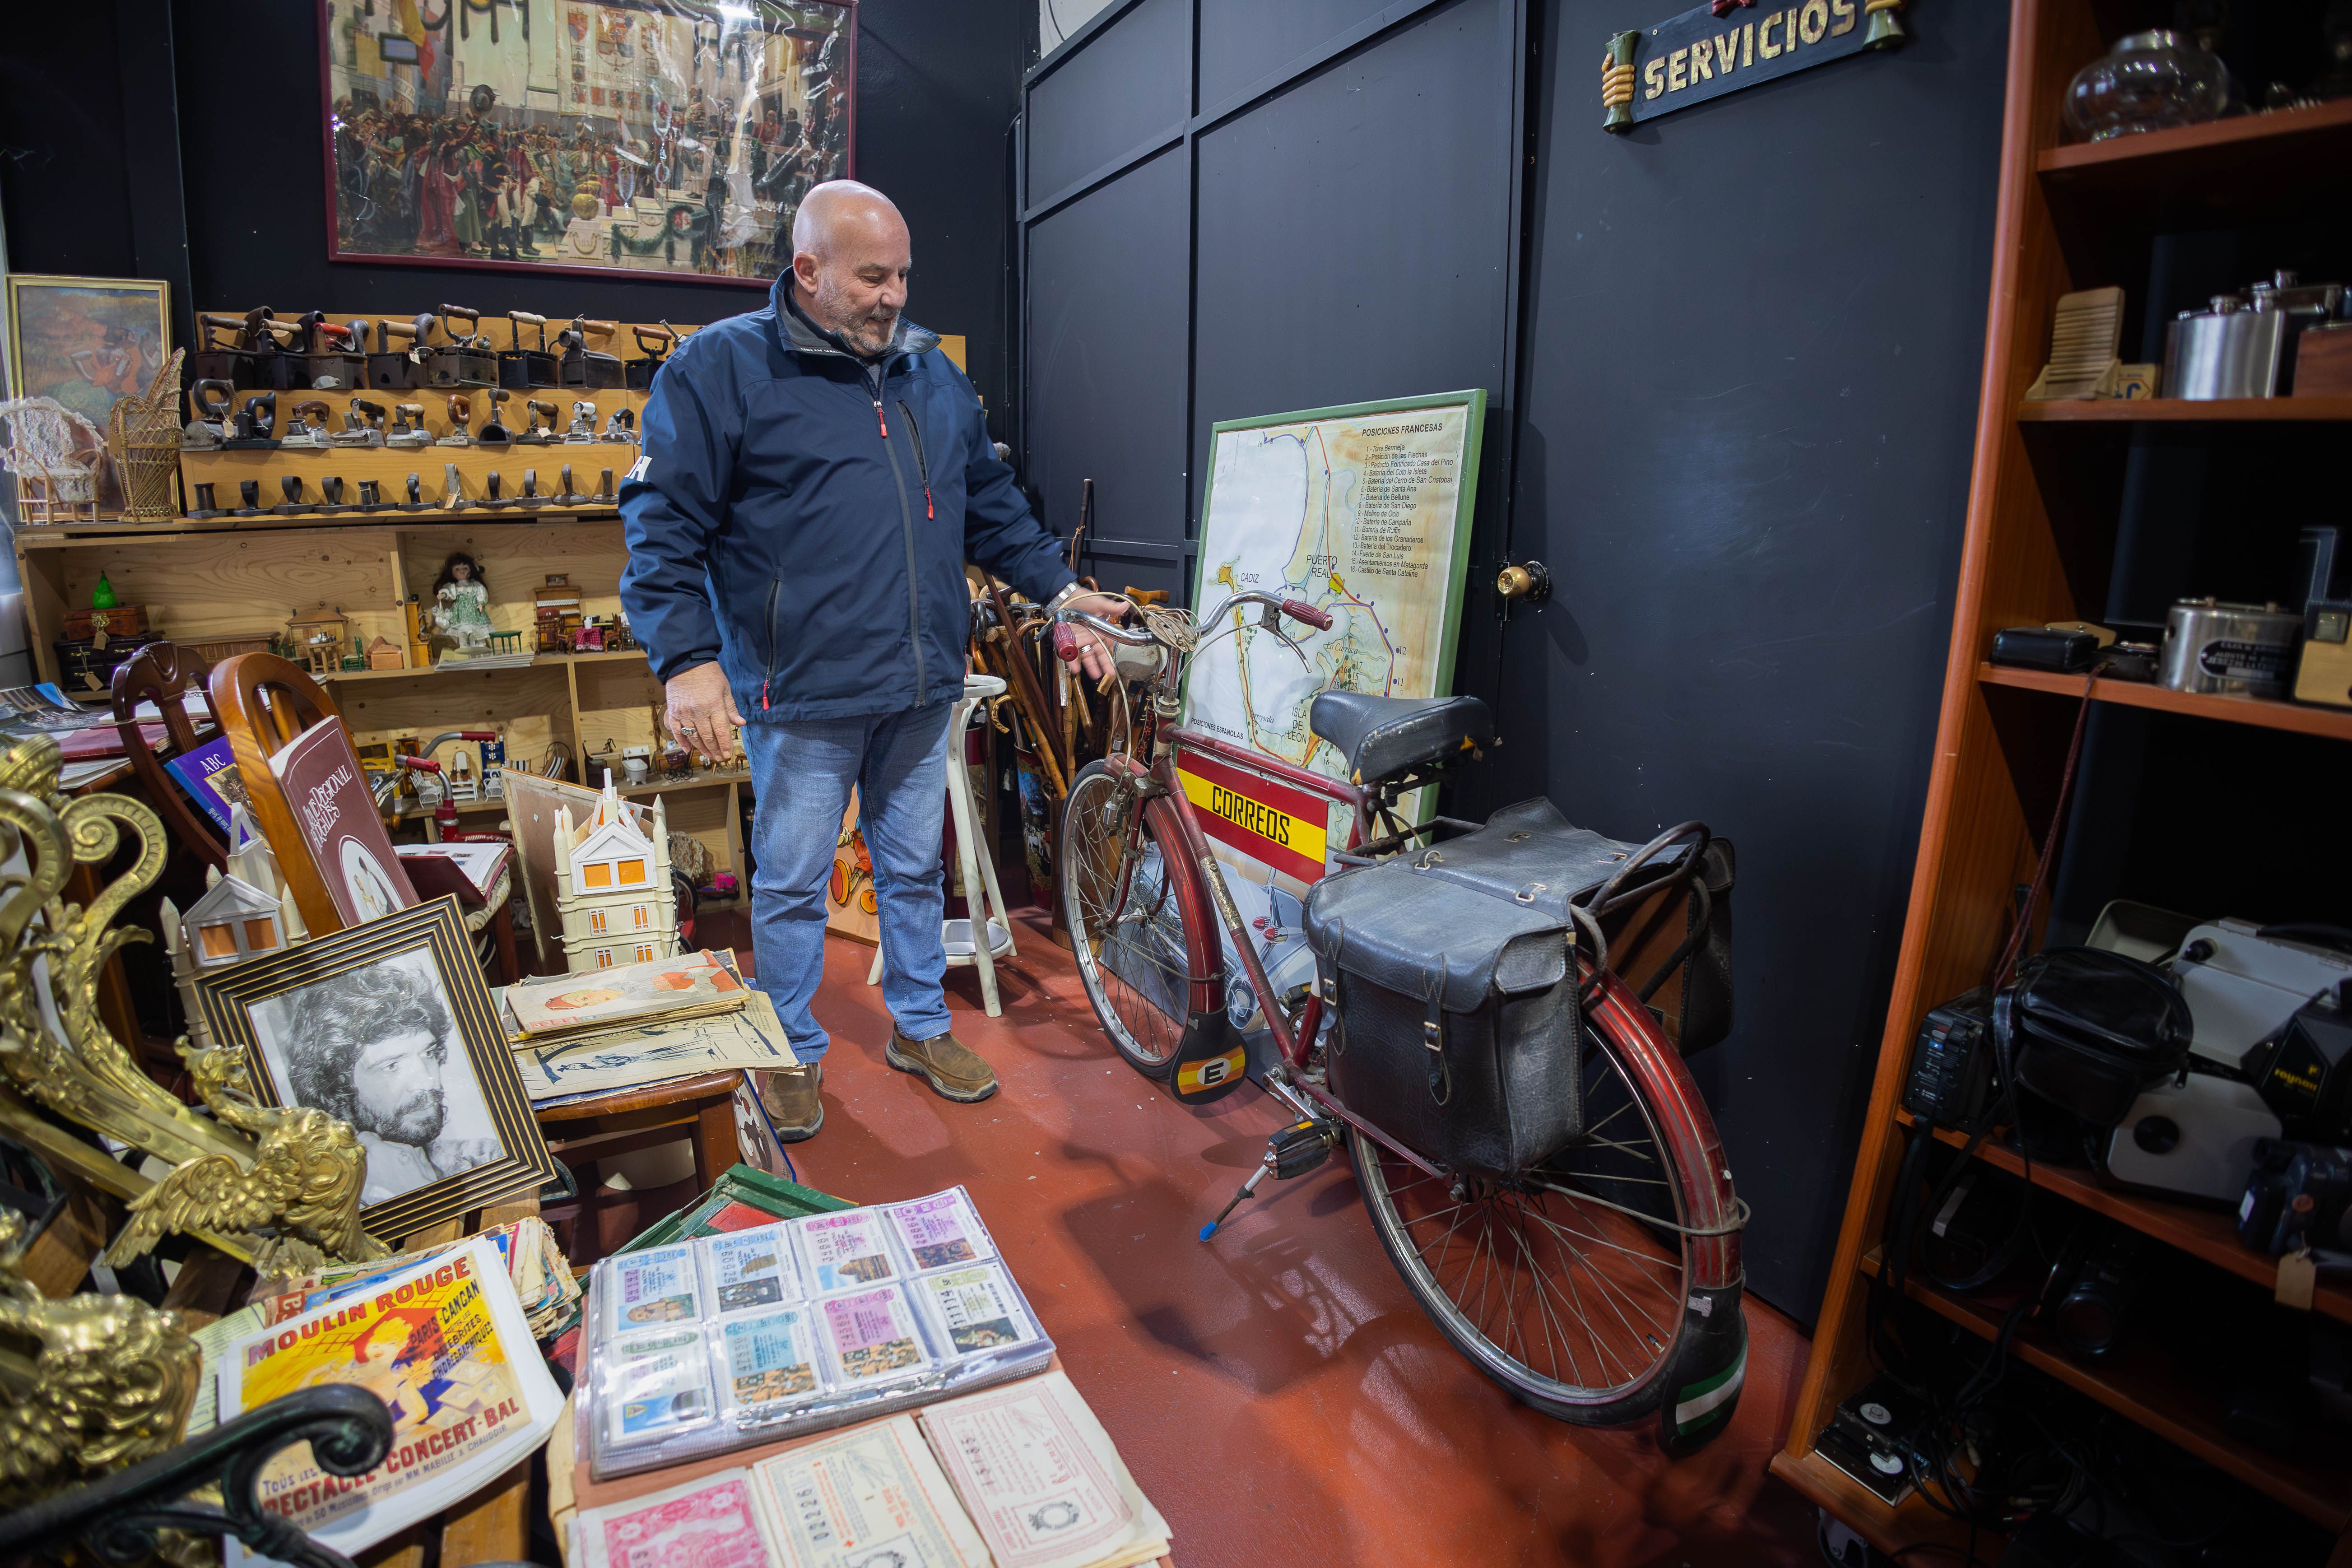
[1303,798,1717,1179]
[1995,947,2192,1127]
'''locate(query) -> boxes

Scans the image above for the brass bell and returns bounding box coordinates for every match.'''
[1496,561,1552,603]
[1863,0,1908,50]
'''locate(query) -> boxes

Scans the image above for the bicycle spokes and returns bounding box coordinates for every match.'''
[1354,1029,1692,1412]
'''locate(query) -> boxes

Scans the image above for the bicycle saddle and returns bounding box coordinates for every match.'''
[1309,690,1496,784]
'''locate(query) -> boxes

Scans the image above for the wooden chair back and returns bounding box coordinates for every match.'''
[110,642,225,869]
[207,652,345,935]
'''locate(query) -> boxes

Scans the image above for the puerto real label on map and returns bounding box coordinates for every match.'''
[1167,391,1484,1060]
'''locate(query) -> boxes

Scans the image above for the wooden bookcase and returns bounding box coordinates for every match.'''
[1773,7,2352,1563]
[13,508,753,893]
[13,309,971,904]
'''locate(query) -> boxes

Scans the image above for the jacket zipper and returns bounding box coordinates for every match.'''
[897,399,935,520]
[760,577,782,711]
[872,371,926,707]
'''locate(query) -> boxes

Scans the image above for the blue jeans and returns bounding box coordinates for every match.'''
[742,706,954,1063]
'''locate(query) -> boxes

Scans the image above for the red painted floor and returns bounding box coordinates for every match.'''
[736,912,1822,1568]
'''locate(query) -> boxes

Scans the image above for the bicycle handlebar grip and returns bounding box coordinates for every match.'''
[395,756,442,772]
[1052,623,1081,663]
[1282,599,1334,631]
[456,730,499,741]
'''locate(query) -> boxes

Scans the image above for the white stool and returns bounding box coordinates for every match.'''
[869,674,1019,1016]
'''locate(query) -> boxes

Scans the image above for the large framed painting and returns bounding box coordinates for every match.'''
[2,274,172,514]
[319,0,857,285]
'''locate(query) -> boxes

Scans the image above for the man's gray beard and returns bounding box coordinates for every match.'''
[813,277,897,357]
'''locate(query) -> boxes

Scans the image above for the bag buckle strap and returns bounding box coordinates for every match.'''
[1424,958,1451,1105]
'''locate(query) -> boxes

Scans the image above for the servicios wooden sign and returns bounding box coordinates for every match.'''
[1601,0,1908,130]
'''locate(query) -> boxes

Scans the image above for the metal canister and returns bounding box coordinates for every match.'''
[2165,294,2287,400]
[2159,598,2301,697]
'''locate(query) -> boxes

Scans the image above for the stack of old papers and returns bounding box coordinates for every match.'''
[504,949,802,1105]
[218,1239,564,1563]
[185,1217,583,1440]
[508,949,752,1039]
[572,1370,1170,1568]
[260,1214,583,1340]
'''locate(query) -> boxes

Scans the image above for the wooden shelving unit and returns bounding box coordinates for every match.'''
[1858,1252,2352,1531]
[1774,8,2352,1565]
[2016,394,2352,423]
[14,507,749,889]
[1977,664,2352,742]
[1896,1111,2352,1327]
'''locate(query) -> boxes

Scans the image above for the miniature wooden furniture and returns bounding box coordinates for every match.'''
[866,675,1018,1015]
[364,635,404,670]
[0,397,106,525]
[284,605,348,677]
[110,642,226,869]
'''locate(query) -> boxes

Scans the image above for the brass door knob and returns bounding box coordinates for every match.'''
[1497,560,1553,602]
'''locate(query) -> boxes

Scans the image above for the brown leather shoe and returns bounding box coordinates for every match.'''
[759,1061,823,1141]
[885,1028,998,1103]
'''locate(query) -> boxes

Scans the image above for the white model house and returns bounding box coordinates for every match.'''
[164,805,308,1047]
[552,775,678,972]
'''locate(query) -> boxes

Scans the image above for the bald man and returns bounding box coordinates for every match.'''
[619,181,1123,1141]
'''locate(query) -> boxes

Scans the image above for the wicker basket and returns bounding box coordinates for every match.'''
[107,348,184,522]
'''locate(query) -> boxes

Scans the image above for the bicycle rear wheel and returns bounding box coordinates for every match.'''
[1352,967,1745,1441]
[1060,760,1215,1080]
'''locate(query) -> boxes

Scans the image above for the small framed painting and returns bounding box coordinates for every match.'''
[3,274,172,511]
[198,895,562,1239]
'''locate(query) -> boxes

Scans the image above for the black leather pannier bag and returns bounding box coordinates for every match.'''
[1302,799,1733,1180]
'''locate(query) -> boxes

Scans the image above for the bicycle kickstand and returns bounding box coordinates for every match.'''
[1199,1119,1339,1242]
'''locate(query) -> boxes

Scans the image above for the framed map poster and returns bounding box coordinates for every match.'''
[1173,389,1486,1056]
[319,0,855,285]
[1182,389,1486,782]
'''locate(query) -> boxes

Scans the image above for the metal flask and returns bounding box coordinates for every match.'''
[2166,293,2287,400]
[2159,599,2302,698]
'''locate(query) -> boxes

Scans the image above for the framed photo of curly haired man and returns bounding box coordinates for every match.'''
[197,895,560,1239]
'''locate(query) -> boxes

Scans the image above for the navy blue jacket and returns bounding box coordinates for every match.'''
[618,275,1074,721]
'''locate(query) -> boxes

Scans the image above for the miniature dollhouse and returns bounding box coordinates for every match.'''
[162,806,307,1047]
[550,774,678,972]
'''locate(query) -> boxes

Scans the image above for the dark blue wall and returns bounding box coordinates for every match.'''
[1494,0,2009,1314]
[1020,0,2012,1321]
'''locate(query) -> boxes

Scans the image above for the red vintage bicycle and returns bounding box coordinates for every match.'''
[1050,589,1750,1450]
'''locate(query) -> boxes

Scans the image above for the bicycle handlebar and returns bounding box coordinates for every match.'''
[1281,599,1334,630]
[1051,608,1157,651]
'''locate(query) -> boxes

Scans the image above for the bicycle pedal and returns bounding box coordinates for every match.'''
[1199,1120,1340,1242]
[1267,1118,1339,1180]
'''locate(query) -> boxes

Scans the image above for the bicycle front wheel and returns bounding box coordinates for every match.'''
[1352,967,1744,1435]
[1060,760,1219,1081]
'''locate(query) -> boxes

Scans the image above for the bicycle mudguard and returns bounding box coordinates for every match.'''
[1169,1009,1250,1103]
[1659,1280,1748,1455]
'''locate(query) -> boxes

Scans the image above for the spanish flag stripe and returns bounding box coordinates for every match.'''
[1176,757,1328,883]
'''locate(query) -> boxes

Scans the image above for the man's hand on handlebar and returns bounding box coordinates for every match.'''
[1057,592,1130,682]
[663,661,746,765]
